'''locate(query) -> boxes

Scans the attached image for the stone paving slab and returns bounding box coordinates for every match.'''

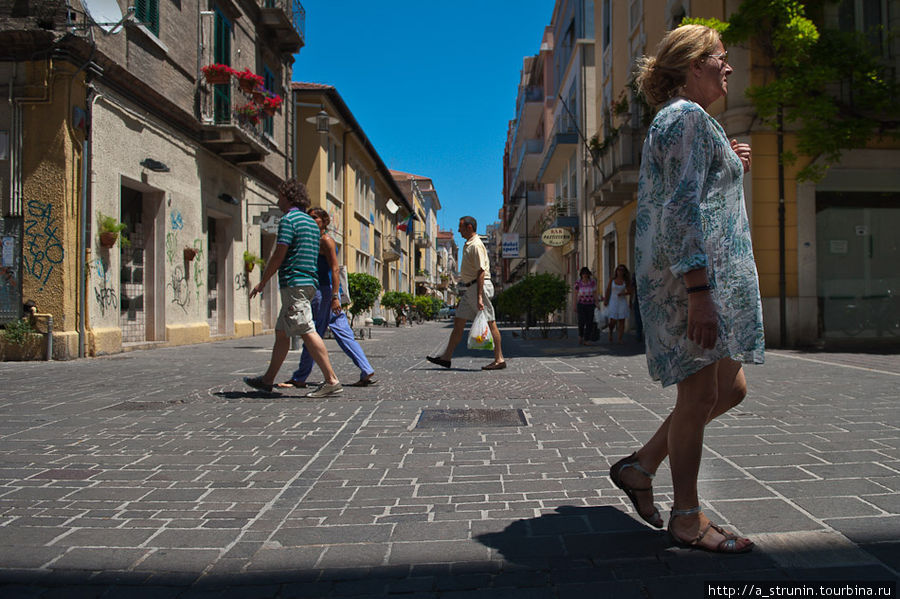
[1,323,898,596]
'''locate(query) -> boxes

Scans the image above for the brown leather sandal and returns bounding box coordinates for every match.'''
[609,453,663,528]
[668,506,754,553]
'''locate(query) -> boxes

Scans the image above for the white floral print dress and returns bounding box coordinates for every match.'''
[635,98,764,387]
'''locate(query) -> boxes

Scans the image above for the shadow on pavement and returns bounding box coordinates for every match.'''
[475,505,670,563]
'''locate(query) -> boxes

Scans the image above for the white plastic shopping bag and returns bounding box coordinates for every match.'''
[594,304,608,325]
[467,310,494,351]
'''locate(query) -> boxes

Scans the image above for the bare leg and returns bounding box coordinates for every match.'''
[300,330,339,385]
[439,317,467,361]
[617,319,626,343]
[620,359,747,522]
[608,319,615,342]
[261,330,291,385]
[487,320,504,364]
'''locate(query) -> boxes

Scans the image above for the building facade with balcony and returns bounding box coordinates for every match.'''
[390,171,441,297]
[502,50,555,287]
[435,228,459,304]
[591,0,900,347]
[292,84,414,320]
[0,0,305,358]
[536,0,596,324]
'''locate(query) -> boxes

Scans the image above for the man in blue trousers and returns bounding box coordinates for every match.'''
[278,207,376,389]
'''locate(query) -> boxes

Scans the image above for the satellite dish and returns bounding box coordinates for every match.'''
[82,0,125,33]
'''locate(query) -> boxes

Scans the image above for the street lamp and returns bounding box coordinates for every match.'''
[305,107,339,134]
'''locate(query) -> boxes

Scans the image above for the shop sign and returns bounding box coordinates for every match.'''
[541,227,572,247]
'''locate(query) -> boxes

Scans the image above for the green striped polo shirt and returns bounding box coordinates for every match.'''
[276,208,320,289]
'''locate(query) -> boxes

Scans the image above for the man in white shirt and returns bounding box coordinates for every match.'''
[427,216,506,370]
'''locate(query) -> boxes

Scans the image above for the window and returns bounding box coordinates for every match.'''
[359,220,370,254]
[839,0,889,54]
[602,0,611,49]
[629,0,642,34]
[263,67,275,137]
[212,9,232,123]
[135,0,159,36]
[327,139,342,197]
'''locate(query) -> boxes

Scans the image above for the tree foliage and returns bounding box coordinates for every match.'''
[495,274,569,337]
[380,291,414,325]
[685,0,899,180]
[413,295,442,320]
[346,273,381,326]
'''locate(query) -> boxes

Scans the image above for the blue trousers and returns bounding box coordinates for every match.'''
[291,283,374,382]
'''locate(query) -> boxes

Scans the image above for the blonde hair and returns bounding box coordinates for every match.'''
[635,24,721,107]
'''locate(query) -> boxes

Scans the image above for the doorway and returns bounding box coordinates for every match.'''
[816,191,900,340]
[206,214,233,336]
[119,184,164,343]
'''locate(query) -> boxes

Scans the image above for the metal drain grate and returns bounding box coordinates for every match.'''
[415,408,527,429]
[104,401,183,411]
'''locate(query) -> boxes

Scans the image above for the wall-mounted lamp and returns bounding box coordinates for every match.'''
[218,193,240,205]
[305,107,339,134]
[140,158,169,172]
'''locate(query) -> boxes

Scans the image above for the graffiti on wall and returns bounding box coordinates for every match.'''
[168,265,190,312]
[23,201,64,291]
[170,210,184,231]
[234,271,248,290]
[92,257,117,316]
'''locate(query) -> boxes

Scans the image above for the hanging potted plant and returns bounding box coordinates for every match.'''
[235,102,262,125]
[234,68,264,93]
[183,246,199,261]
[201,63,233,85]
[97,212,130,248]
[262,94,283,116]
[243,251,265,272]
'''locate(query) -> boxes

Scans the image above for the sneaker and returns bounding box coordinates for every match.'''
[306,382,343,398]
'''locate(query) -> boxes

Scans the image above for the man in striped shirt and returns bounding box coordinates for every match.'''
[244,179,342,397]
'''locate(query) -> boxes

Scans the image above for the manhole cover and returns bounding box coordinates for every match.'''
[415,408,527,429]
[104,401,183,411]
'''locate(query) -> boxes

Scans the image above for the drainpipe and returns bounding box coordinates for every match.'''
[777,104,787,347]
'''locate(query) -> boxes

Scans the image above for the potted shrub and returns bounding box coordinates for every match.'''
[243,251,264,272]
[184,247,198,261]
[235,102,261,125]
[234,68,263,93]
[97,212,130,248]
[201,63,233,85]
[1,318,44,361]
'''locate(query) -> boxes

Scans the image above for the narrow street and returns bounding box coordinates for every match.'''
[1,322,898,597]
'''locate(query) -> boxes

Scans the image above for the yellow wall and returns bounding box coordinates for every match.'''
[20,60,86,358]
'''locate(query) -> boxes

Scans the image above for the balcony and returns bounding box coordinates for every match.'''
[512,138,544,186]
[537,128,578,184]
[383,235,402,262]
[546,198,578,229]
[259,0,305,53]
[592,125,643,207]
[414,270,431,284]
[198,77,275,164]
[414,234,431,249]
[516,85,544,130]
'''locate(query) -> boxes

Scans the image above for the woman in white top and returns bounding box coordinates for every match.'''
[603,264,633,344]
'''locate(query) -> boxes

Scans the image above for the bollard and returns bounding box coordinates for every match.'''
[45,316,53,360]
[290,335,301,351]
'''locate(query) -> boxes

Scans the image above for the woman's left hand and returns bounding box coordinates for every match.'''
[731,139,752,173]
[687,292,718,349]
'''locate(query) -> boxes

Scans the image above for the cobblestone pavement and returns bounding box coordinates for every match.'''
[0,322,898,598]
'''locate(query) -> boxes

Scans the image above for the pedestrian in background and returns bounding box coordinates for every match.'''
[608,24,763,553]
[603,264,632,344]
[427,216,506,370]
[244,179,343,398]
[574,267,598,345]
[278,207,376,389]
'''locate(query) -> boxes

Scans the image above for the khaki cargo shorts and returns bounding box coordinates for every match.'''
[276,286,316,336]
[456,280,495,322]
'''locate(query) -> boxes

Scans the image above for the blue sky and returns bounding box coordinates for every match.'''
[293,1,554,237]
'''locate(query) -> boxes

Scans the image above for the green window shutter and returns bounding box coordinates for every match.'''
[135,0,160,36]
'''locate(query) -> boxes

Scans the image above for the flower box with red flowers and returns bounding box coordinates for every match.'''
[235,69,264,93]
[262,94,283,116]
[201,63,233,85]
[235,102,262,125]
